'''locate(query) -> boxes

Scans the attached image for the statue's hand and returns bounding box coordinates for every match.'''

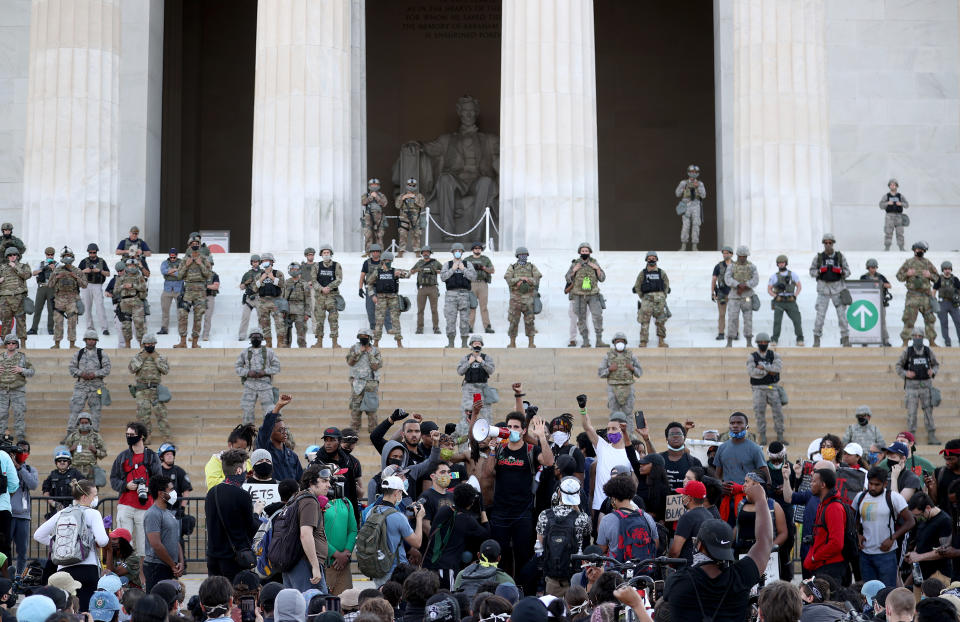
[402,141,422,152]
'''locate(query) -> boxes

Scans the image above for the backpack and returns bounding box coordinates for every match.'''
[854,490,900,539]
[253,507,284,578]
[75,348,104,369]
[542,510,579,579]
[613,508,657,563]
[836,467,866,505]
[49,505,94,566]
[266,493,315,572]
[817,497,859,562]
[356,505,402,579]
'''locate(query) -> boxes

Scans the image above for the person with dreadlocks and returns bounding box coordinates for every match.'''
[534,414,586,515]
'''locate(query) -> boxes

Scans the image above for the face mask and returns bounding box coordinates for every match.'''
[580,253,590,260]
[144,345,155,354]
[473,345,481,352]
[403,479,410,492]
[126,434,141,446]
[857,415,869,426]
[387,458,403,467]
[253,462,273,479]
[290,270,301,278]
[91,496,99,508]
[453,251,462,259]
[166,490,178,505]
[607,432,623,445]
[382,262,391,269]
[439,448,455,461]
[62,257,74,265]
[668,437,685,450]
[915,513,926,523]
[509,430,522,443]
[125,266,137,274]
[552,431,570,446]
[758,344,768,352]
[916,251,925,258]
[913,338,924,348]
[261,261,271,269]
[614,342,626,352]
[15,452,28,464]
[191,244,200,251]
[79,423,92,432]
[250,338,262,348]
[359,337,370,346]
[821,447,837,461]
[437,475,452,488]
[647,260,656,266]
[730,429,747,440]
[692,551,714,567]
[6,593,18,608]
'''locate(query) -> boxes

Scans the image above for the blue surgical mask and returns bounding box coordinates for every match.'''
[509,430,522,443]
[403,479,409,492]
[867,451,880,464]
[730,429,747,439]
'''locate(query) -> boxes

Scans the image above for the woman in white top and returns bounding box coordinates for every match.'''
[34,478,109,612]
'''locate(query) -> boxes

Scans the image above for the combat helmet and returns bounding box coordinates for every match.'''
[577,242,593,253]
[645,251,658,261]
[468,335,484,346]
[83,329,99,341]
[912,241,929,251]
[405,178,418,189]
[515,247,529,257]
[4,247,19,257]
[3,335,18,346]
[612,332,627,344]
[721,245,733,254]
[250,254,261,262]
[822,233,836,243]
[368,244,383,253]
[420,245,432,254]
[141,333,157,345]
[319,243,333,255]
[356,328,373,339]
[261,252,275,262]
[776,255,788,265]
[381,251,395,261]
[248,328,264,339]
[450,243,464,252]
[304,247,316,256]
[755,332,771,343]
[736,245,750,257]
[0,223,12,231]
[687,164,700,177]
[866,258,879,268]
[87,243,99,252]
[942,261,953,271]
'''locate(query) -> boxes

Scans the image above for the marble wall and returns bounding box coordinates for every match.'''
[0,1,30,232]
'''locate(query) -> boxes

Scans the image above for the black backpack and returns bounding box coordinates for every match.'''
[541,510,579,579]
[817,497,859,562]
[267,492,315,572]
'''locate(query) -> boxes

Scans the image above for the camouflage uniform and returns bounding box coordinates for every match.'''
[466,249,495,332]
[0,250,31,343]
[373,255,408,344]
[748,335,784,445]
[675,167,706,249]
[395,189,426,255]
[880,182,908,251]
[0,226,26,258]
[896,247,939,344]
[410,253,442,333]
[128,340,170,440]
[115,266,147,346]
[440,250,477,347]
[175,251,212,344]
[597,334,642,437]
[504,253,541,343]
[895,335,939,442]
[346,332,381,430]
[724,248,759,346]
[256,263,286,347]
[457,338,495,428]
[63,425,107,480]
[67,338,112,432]
[282,273,310,348]
[49,262,86,345]
[566,245,607,347]
[0,339,34,441]
[300,252,318,325]
[634,256,669,346]
[312,254,342,345]
[361,183,388,253]
[235,339,280,426]
[809,237,851,345]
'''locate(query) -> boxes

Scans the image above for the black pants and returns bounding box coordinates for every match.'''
[489,512,534,579]
[0,510,10,559]
[143,561,174,592]
[29,286,55,333]
[207,555,245,582]
[64,564,101,612]
[815,561,850,587]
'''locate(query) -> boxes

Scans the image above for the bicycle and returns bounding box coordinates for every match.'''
[571,553,688,620]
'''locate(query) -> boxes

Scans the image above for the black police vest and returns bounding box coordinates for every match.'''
[639,269,665,293]
[48,470,75,498]
[464,359,489,384]
[750,351,780,385]
[317,262,338,287]
[886,193,903,214]
[817,252,844,283]
[258,272,282,297]
[444,261,471,290]
[906,347,932,380]
[375,269,399,294]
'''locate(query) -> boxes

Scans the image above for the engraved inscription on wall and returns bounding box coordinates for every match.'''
[401,2,501,39]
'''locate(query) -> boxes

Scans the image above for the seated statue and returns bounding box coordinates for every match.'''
[393,95,499,240]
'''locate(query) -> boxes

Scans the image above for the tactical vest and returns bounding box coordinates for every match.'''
[606,351,635,384]
[683,184,699,202]
[885,193,903,214]
[0,352,27,389]
[905,347,933,380]
[258,271,282,297]
[317,262,339,288]
[286,280,307,302]
[444,262,471,291]
[53,267,80,294]
[731,262,753,284]
[416,260,441,287]
[464,359,489,384]
[774,271,795,300]
[750,351,780,385]
[816,252,844,283]
[714,261,731,295]
[467,256,492,283]
[163,260,181,281]
[375,269,399,294]
[511,263,537,295]
[182,259,208,283]
[903,258,934,292]
[242,269,261,295]
[136,354,164,384]
[117,274,142,298]
[46,470,77,498]
[639,269,665,294]
[0,263,27,295]
[939,276,959,303]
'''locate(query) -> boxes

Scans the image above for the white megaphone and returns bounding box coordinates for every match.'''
[472,419,510,443]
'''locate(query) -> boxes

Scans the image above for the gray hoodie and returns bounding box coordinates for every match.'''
[11,462,38,519]
[366,439,440,503]
[274,589,305,622]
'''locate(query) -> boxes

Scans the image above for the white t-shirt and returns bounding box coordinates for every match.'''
[34,504,110,567]
[857,490,907,555]
[592,438,628,510]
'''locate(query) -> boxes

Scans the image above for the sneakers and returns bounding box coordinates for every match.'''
[813,336,821,348]
[568,340,577,347]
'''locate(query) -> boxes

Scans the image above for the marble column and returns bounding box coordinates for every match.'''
[732,0,832,250]
[250,0,352,253]
[499,0,600,252]
[349,0,366,251]
[22,0,122,252]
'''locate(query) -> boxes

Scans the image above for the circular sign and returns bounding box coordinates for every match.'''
[847,299,879,331]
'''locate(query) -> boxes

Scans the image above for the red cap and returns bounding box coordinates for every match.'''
[109,528,132,542]
[899,431,915,445]
[674,480,707,499]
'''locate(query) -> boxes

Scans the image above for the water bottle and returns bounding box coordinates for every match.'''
[534,540,543,557]
[912,562,923,585]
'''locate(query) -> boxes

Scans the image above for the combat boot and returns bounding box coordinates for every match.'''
[797,339,805,347]
[395,337,403,348]
[433,327,441,334]
[331,337,340,348]
[528,336,536,348]
[445,335,455,348]
[68,340,75,348]
[745,336,752,347]
[884,245,890,251]
[929,339,939,347]
[485,326,495,334]
[929,431,941,445]
[367,413,378,433]
[716,332,724,340]
[415,328,423,334]
[692,244,699,251]
[841,336,851,347]
[312,339,323,348]
[679,243,687,251]
[373,339,380,347]
[123,338,131,348]
[461,336,468,348]
[508,336,516,348]
[596,335,609,348]
[568,340,577,347]
[50,341,60,349]
[813,336,821,348]
[658,337,669,348]
[158,327,168,335]
[173,336,187,348]
[19,338,25,349]
[638,340,647,348]
[191,336,201,348]
[726,337,733,348]
[580,339,591,348]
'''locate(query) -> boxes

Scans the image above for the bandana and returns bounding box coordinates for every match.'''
[941,448,960,456]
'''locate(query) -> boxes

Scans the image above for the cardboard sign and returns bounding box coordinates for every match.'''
[243,482,280,506]
[665,494,686,522]
[739,551,780,595]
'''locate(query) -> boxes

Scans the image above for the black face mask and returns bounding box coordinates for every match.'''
[251,338,262,348]
[359,337,370,346]
[580,254,590,261]
[126,434,141,446]
[144,345,155,354]
[386,458,403,467]
[191,245,200,251]
[856,415,869,426]
[758,344,769,352]
[647,260,656,266]
[253,463,273,479]
[916,251,925,258]
[473,346,481,352]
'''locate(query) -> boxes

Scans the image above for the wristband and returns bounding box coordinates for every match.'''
[514,392,526,398]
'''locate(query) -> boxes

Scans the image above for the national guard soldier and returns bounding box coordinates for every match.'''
[410,245,442,334]
[395,178,426,257]
[441,243,477,348]
[0,247,31,347]
[467,242,496,334]
[186,231,211,258]
[49,247,87,349]
[457,335,495,425]
[282,262,310,348]
[28,247,57,336]
[173,234,212,349]
[372,251,410,347]
[237,255,261,341]
[0,334,33,441]
[300,247,318,327]
[566,242,607,348]
[128,334,170,441]
[809,233,852,347]
[724,246,759,348]
[676,165,706,251]
[860,258,893,347]
[116,259,147,348]
[361,178,388,254]
[158,248,182,335]
[634,251,670,348]
[748,332,784,445]
[934,261,960,346]
[67,330,111,433]
[255,252,286,347]
[598,333,642,438]
[504,246,542,348]
[63,413,106,480]
[312,244,342,348]
[200,259,220,341]
[880,178,909,251]
[235,328,280,426]
[896,241,939,346]
[767,255,804,347]
[0,223,25,257]
[347,328,381,431]
[711,246,734,340]
[895,327,940,444]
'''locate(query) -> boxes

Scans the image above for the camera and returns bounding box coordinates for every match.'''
[405,502,423,521]
[132,478,148,505]
[0,442,23,456]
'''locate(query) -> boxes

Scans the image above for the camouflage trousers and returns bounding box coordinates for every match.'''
[177,287,206,339]
[637,294,667,343]
[119,297,146,344]
[680,203,702,244]
[460,383,493,423]
[68,385,103,431]
[813,291,849,338]
[752,385,784,442]
[938,302,960,345]
[0,294,26,340]
[285,313,308,348]
[445,290,472,338]
[349,380,379,430]
[314,292,339,337]
[901,291,937,342]
[905,379,935,434]
[416,286,439,332]
[0,387,26,440]
[241,383,276,426]
[374,293,402,341]
[135,387,170,441]
[507,294,536,337]
[726,296,753,340]
[397,216,421,253]
[606,384,635,418]
[573,295,604,341]
[883,213,905,250]
[53,296,80,342]
[257,297,285,344]
[363,210,385,252]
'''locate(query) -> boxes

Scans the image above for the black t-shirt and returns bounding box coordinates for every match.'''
[492,444,540,518]
[660,451,703,490]
[160,464,193,512]
[536,444,586,512]
[916,510,952,578]
[936,467,960,513]
[600,494,646,515]
[418,488,455,524]
[78,257,109,284]
[890,469,924,494]
[674,506,713,564]
[664,557,761,622]
[713,262,731,295]
[424,506,490,571]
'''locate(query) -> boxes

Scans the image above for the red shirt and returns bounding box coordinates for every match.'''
[803,492,845,571]
[118,452,153,510]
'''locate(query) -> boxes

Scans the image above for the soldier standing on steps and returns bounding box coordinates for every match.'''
[174,235,212,349]
[361,178,388,254]
[67,330,111,434]
[441,243,476,348]
[0,247,31,348]
[598,333,641,437]
[748,332,784,446]
[809,233,852,347]
[28,247,57,337]
[158,248,182,336]
[711,246,734,341]
[200,259,220,341]
[934,261,960,346]
[896,241,939,347]
[504,246,541,348]
[312,244,342,348]
[347,328,381,431]
[49,247,86,349]
[767,255,804,347]
[466,242,495,334]
[128,334,170,442]
[566,242,608,348]
[880,178,908,251]
[724,246,758,348]
[282,263,310,348]
[372,251,409,348]
[676,164,706,251]
[359,245,390,333]
[0,223,25,257]
[237,254,261,341]
[255,253,286,348]
[300,247,318,328]
[395,178,426,258]
[0,334,33,442]
[457,335,494,424]
[116,258,147,349]
[63,413,106,480]
[410,245,442,335]
[860,258,893,347]
[235,328,280,426]
[895,327,940,445]
[634,251,670,348]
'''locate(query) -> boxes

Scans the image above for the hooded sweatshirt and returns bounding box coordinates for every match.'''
[366,440,440,503]
[273,589,305,622]
[453,562,514,596]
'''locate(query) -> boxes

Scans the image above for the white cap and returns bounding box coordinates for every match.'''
[381,476,405,491]
[559,476,582,506]
[843,442,864,457]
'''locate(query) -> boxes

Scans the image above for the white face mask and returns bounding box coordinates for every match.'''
[167,490,178,505]
[90,496,99,508]
[551,431,570,447]
[614,342,626,351]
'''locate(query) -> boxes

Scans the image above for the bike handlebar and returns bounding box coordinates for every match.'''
[570,554,689,567]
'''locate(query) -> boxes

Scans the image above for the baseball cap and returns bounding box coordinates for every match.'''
[260,583,284,610]
[424,593,460,622]
[608,412,628,424]
[97,574,123,595]
[610,464,633,476]
[495,583,520,605]
[843,442,863,457]
[675,480,707,499]
[886,442,910,457]
[559,477,582,505]
[339,588,362,609]
[251,448,272,464]
[340,427,359,442]
[638,453,665,468]
[89,591,121,622]
[480,539,501,561]
[696,519,736,561]
[16,595,56,622]
[898,431,916,445]
[381,476,405,491]
[48,571,83,596]
[322,427,341,439]
[861,580,885,602]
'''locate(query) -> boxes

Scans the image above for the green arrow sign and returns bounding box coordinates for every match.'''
[847,300,879,331]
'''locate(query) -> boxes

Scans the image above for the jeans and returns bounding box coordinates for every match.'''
[860,551,899,587]
[10,516,30,574]
[283,556,328,593]
[489,512,534,579]
[143,561,174,592]
[116,504,148,556]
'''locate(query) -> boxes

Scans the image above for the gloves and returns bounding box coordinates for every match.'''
[358,288,365,298]
[391,408,408,422]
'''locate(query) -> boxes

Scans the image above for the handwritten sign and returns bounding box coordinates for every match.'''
[243,483,280,506]
[665,494,686,522]
[740,552,780,595]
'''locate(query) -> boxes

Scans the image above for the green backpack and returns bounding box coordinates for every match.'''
[356,506,402,579]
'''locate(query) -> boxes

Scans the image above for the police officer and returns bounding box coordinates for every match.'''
[880,178,908,251]
[896,241,939,346]
[128,334,170,441]
[42,446,84,518]
[634,251,670,347]
[565,242,607,348]
[255,252,286,348]
[748,332,784,445]
[347,328,381,431]
[457,335,495,425]
[0,334,33,442]
[860,259,893,347]
[598,333,642,435]
[466,242,495,334]
[809,233,851,347]
[237,254,261,341]
[28,247,57,336]
[312,244,342,348]
[158,248,182,335]
[49,247,87,349]
[440,243,477,348]
[895,327,940,444]
[235,328,281,426]
[410,245,442,335]
[724,246,758,348]
[767,255,804,347]
[504,246,542,348]
[676,164,706,251]
[934,261,960,346]
[372,251,409,347]
[361,178,388,254]
[396,178,426,257]
[711,246,734,340]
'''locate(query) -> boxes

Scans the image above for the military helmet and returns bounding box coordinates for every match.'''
[3,334,18,346]
[911,326,924,337]
[250,254,261,262]
[471,242,484,250]
[855,405,872,416]
[645,251,658,261]
[4,247,18,257]
[304,247,316,256]
[382,251,395,261]
[356,328,373,339]
[942,261,953,271]
[53,446,72,462]
[468,334,484,346]
[405,178,418,188]
[515,246,529,257]
[687,164,700,177]
[319,243,333,255]
[84,329,100,342]
[87,243,99,252]
[44,247,55,255]
[721,245,733,254]
[368,178,381,186]
[577,242,593,253]
[612,332,627,343]
[0,223,12,231]
[261,252,275,261]
[888,178,899,187]
[61,246,74,258]
[287,262,301,272]
[822,232,836,243]
[420,245,432,253]
[755,332,770,343]
[188,232,201,243]
[866,258,879,268]
[368,244,382,253]
[114,262,125,272]
[129,226,140,233]
[776,255,788,265]
[141,333,157,345]
[451,243,465,252]
[735,245,750,257]
[912,241,929,251]
[248,328,264,339]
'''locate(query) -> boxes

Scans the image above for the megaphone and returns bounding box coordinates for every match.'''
[471,419,510,442]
